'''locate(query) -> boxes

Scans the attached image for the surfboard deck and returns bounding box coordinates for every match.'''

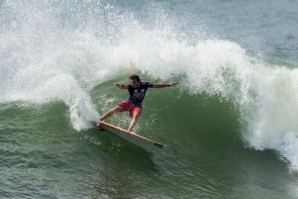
[94,122,166,149]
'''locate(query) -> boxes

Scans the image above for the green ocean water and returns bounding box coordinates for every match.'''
[1,78,298,198]
[1,0,298,198]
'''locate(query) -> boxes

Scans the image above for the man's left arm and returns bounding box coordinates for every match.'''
[152,82,179,88]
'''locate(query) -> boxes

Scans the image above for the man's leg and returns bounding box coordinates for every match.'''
[127,111,141,133]
[100,105,122,121]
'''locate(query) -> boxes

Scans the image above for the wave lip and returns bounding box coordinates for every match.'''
[1,0,298,167]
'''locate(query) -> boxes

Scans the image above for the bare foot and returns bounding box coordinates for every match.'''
[91,121,101,127]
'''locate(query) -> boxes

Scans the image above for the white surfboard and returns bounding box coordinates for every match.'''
[95,122,166,149]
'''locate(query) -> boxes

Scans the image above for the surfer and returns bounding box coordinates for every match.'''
[95,74,179,133]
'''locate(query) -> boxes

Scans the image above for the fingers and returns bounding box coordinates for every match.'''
[170,82,179,86]
[115,83,120,88]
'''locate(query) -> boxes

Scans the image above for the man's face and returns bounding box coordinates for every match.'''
[130,79,140,88]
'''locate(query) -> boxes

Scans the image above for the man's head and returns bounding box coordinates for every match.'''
[129,74,141,88]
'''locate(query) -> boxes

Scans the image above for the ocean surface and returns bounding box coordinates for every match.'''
[1,0,298,198]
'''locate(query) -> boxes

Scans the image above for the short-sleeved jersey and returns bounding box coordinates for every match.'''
[127,81,153,107]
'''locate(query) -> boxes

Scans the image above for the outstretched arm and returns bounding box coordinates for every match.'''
[115,83,129,89]
[152,82,179,88]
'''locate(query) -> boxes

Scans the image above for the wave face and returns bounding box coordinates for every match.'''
[1,0,298,198]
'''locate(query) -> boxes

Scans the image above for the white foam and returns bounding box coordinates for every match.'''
[1,0,298,166]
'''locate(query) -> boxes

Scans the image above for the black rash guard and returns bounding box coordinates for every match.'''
[127,81,153,107]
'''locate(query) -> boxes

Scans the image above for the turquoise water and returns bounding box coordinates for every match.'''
[1,0,298,198]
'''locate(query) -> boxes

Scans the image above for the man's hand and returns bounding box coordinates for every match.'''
[170,82,179,86]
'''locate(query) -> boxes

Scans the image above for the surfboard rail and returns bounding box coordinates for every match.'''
[98,122,166,149]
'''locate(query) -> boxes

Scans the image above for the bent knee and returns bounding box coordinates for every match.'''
[114,105,122,112]
[132,111,141,118]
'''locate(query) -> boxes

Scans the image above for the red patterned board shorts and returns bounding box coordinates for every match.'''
[118,100,142,117]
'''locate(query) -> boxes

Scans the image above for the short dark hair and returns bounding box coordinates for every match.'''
[129,74,140,82]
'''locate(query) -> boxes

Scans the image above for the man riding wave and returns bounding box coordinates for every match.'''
[94,74,179,133]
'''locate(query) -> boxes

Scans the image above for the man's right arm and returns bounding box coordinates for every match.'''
[115,83,128,89]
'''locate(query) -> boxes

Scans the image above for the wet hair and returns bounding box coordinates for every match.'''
[129,74,141,82]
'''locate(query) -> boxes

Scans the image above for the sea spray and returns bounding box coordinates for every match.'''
[1,0,298,167]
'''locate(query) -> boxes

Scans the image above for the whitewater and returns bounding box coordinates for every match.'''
[1,0,298,198]
[1,1,298,167]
